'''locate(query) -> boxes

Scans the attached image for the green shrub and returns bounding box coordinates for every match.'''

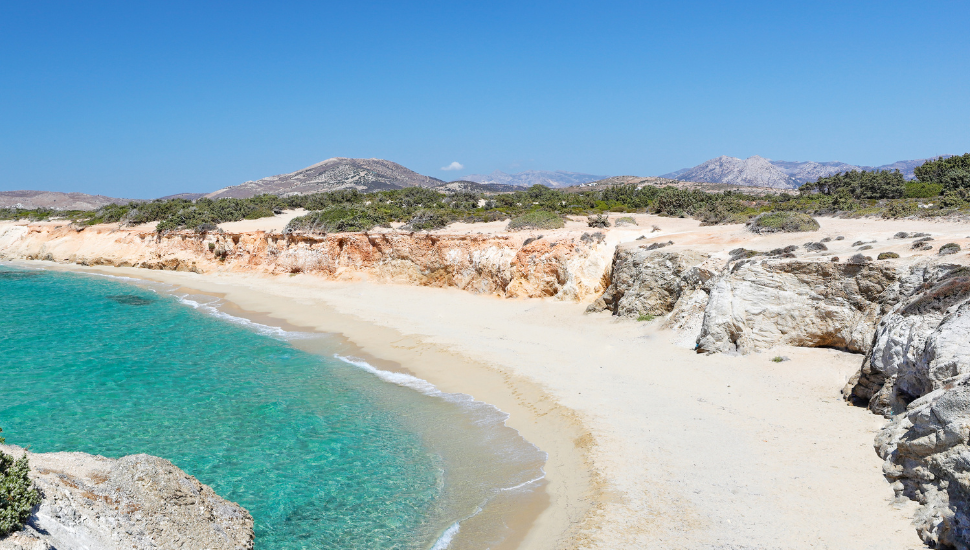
[939,243,961,255]
[882,200,919,218]
[403,209,451,231]
[915,153,970,187]
[636,313,655,322]
[507,210,564,231]
[746,212,820,233]
[904,181,943,198]
[587,214,609,228]
[877,252,900,260]
[0,428,42,535]
[615,216,637,226]
[285,205,391,234]
[939,192,968,209]
[771,356,784,363]
[652,187,704,216]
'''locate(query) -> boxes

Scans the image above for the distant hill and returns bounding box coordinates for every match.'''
[206,158,446,199]
[567,175,790,196]
[663,155,950,189]
[0,190,132,211]
[429,180,522,193]
[461,170,606,189]
[158,192,206,201]
[662,156,798,189]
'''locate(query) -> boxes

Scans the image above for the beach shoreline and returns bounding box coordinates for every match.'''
[18,260,598,550]
[12,257,927,548]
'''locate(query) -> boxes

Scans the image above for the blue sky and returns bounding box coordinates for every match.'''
[1,1,968,198]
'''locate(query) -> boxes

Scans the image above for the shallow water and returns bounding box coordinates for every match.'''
[0,265,545,549]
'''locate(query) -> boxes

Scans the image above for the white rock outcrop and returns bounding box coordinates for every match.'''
[696,259,899,354]
[0,445,253,550]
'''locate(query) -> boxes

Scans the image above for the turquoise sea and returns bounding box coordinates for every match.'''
[0,264,545,549]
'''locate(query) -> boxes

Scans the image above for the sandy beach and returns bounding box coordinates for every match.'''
[24,214,935,549]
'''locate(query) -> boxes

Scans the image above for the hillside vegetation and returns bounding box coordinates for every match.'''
[2,154,968,234]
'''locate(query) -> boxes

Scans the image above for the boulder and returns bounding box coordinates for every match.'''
[696,259,899,354]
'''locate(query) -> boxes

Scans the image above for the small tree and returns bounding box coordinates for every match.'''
[0,427,42,535]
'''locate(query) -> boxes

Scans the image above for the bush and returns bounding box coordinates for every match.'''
[507,210,564,231]
[651,188,704,216]
[939,243,961,255]
[615,216,637,226]
[878,252,900,260]
[904,181,943,198]
[939,192,968,209]
[0,428,42,535]
[637,313,655,322]
[403,210,451,231]
[882,200,918,219]
[587,214,610,228]
[285,205,390,234]
[746,212,820,234]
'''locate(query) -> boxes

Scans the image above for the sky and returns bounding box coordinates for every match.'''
[1,1,968,198]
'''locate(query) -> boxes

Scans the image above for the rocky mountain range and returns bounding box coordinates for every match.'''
[663,155,948,189]
[0,190,132,211]
[461,170,606,189]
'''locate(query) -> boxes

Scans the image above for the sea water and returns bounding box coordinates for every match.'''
[0,265,545,549]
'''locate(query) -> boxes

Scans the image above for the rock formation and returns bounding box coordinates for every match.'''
[584,248,712,318]
[696,259,899,354]
[0,445,253,550]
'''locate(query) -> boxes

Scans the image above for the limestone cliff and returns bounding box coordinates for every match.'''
[0,223,609,301]
[0,445,253,550]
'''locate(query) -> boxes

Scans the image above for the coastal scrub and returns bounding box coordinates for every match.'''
[0,428,42,535]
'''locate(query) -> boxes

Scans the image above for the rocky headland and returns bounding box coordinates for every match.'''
[0,445,253,550]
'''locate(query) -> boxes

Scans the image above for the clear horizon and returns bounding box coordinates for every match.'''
[2,1,968,198]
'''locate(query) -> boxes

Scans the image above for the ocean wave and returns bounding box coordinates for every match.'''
[175,295,316,341]
[334,354,548,549]
[429,521,462,550]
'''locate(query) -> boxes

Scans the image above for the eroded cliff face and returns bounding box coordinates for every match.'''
[696,259,900,354]
[0,445,253,550]
[0,223,609,301]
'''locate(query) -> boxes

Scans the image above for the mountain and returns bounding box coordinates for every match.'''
[661,156,799,189]
[429,180,523,193]
[461,170,606,189]
[0,190,132,210]
[663,155,951,188]
[206,158,445,199]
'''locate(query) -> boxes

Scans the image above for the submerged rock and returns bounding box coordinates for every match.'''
[0,445,253,550]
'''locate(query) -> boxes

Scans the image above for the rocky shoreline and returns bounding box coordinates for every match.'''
[0,445,253,550]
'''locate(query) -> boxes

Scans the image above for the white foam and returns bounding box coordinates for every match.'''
[333,354,549,549]
[500,474,545,493]
[429,521,461,550]
[175,295,315,341]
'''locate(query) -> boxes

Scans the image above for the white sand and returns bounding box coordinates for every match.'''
[38,263,924,549]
